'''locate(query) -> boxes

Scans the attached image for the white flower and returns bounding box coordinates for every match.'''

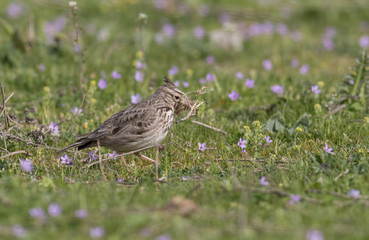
[69,1,77,7]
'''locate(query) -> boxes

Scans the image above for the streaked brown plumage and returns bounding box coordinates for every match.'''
[59,77,192,179]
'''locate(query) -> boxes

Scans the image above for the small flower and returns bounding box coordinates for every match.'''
[235,72,244,79]
[39,64,46,72]
[136,61,145,69]
[97,79,107,89]
[156,234,172,240]
[68,1,77,8]
[199,78,206,84]
[311,85,321,95]
[162,24,176,37]
[206,55,215,65]
[245,78,255,88]
[71,107,82,115]
[359,35,369,48]
[323,143,333,154]
[49,121,59,133]
[75,209,88,218]
[289,194,301,205]
[182,81,189,88]
[7,3,23,18]
[131,93,142,104]
[260,176,269,186]
[90,227,105,238]
[314,104,322,113]
[111,71,121,79]
[134,70,145,82]
[238,138,246,149]
[19,159,33,172]
[89,151,98,160]
[174,81,180,87]
[60,154,72,165]
[206,73,215,82]
[262,59,272,71]
[299,64,310,75]
[270,85,284,95]
[138,13,148,23]
[228,91,239,101]
[193,26,206,39]
[295,127,303,132]
[198,142,207,151]
[364,117,369,123]
[108,151,118,160]
[306,229,324,240]
[13,224,27,238]
[265,136,273,144]
[348,189,360,198]
[168,66,178,76]
[291,59,299,68]
[323,37,334,51]
[29,207,46,219]
[48,203,62,217]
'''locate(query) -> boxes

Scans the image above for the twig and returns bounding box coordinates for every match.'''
[177,100,204,123]
[191,120,228,135]
[1,84,8,130]
[7,133,59,150]
[0,150,28,159]
[97,140,106,181]
[340,145,352,161]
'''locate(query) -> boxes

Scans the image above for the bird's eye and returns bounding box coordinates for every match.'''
[174,96,180,101]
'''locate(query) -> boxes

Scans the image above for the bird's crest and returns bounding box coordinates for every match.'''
[164,76,177,89]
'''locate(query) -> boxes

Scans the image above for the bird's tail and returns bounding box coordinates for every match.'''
[57,142,84,153]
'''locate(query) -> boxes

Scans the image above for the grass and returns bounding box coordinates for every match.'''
[1,0,369,239]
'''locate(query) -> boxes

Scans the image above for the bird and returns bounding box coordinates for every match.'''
[59,77,193,180]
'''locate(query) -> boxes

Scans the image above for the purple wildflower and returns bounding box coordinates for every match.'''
[276,23,288,35]
[134,70,145,82]
[270,85,284,95]
[359,35,369,48]
[306,229,324,240]
[193,26,206,39]
[89,151,98,160]
[206,55,215,65]
[49,121,59,133]
[60,154,72,165]
[131,93,142,104]
[48,203,62,217]
[182,81,189,88]
[44,16,67,45]
[265,136,273,144]
[71,107,82,116]
[299,64,310,75]
[136,61,145,69]
[154,0,167,9]
[156,234,172,240]
[218,13,231,24]
[98,79,107,89]
[39,64,45,72]
[238,138,246,149]
[7,3,23,18]
[260,176,269,186]
[245,79,255,88]
[349,79,355,85]
[311,85,321,95]
[174,81,180,87]
[12,224,27,238]
[228,91,239,101]
[162,24,176,37]
[323,37,334,51]
[291,59,299,68]
[108,151,118,160]
[235,72,244,79]
[289,194,301,205]
[75,209,88,218]
[19,159,33,172]
[90,227,105,238]
[111,71,121,79]
[348,189,360,198]
[263,59,273,71]
[324,143,333,154]
[198,142,207,151]
[199,78,206,84]
[206,73,215,82]
[29,208,46,219]
[168,66,178,76]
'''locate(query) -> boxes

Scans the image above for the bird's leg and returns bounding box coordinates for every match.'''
[135,153,159,181]
[120,155,131,172]
[155,146,160,181]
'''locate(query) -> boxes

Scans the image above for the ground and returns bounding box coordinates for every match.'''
[1,0,369,239]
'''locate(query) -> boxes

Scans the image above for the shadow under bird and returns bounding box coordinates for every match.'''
[59,77,194,180]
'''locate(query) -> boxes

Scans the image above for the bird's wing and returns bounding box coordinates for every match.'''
[85,104,157,140]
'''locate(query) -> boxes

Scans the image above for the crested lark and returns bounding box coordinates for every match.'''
[60,77,193,180]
